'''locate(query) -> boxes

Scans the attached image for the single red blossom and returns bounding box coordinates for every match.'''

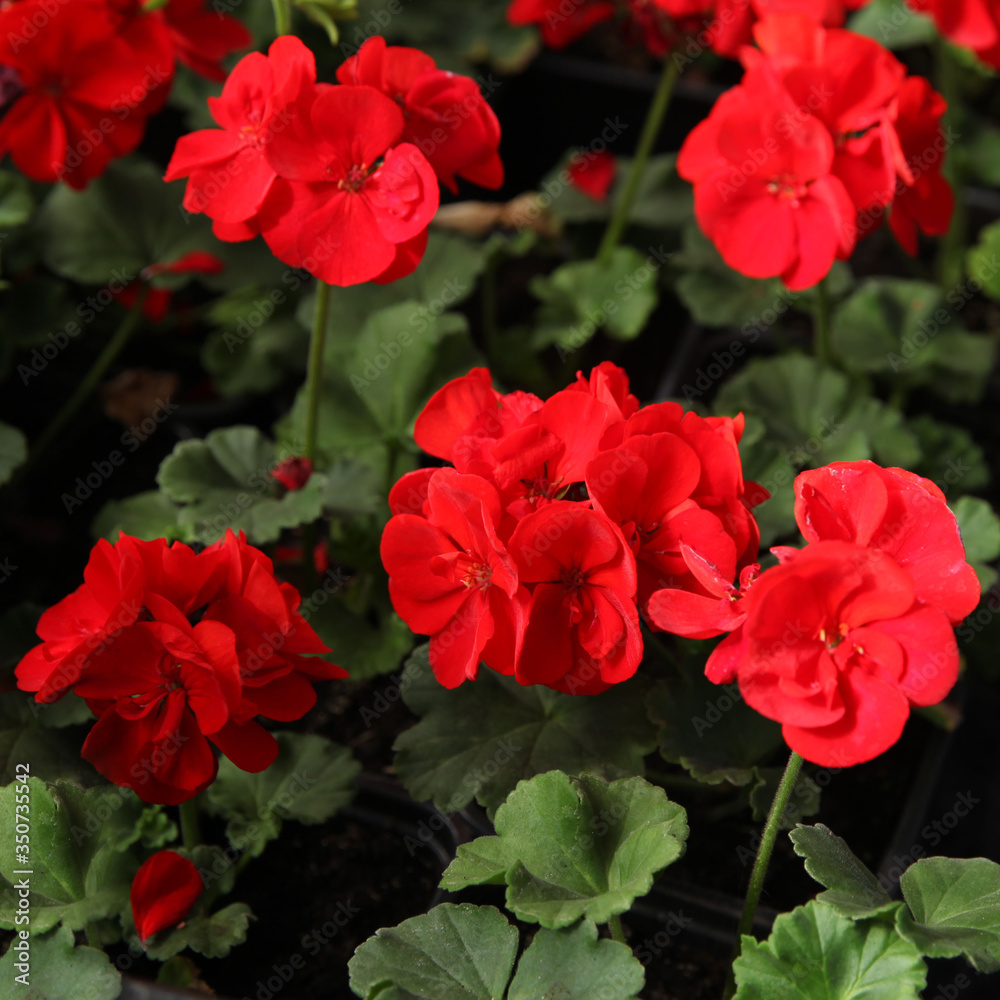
[260,84,439,286]
[271,456,314,491]
[507,0,617,48]
[381,469,528,687]
[111,251,226,320]
[508,502,642,695]
[887,76,954,254]
[131,851,203,945]
[336,36,503,193]
[568,150,617,201]
[793,461,980,624]
[164,35,316,237]
[76,618,242,803]
[738,540,959,766]
[156,0,252,81]
[906,0,1000,69]
[677,67,857,290]
[0,1,159,187]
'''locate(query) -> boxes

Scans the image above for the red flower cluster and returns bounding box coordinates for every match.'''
[131,851,202,945]
[506,0,871,58]
[16,532,344,804]
[677,461,979,766]
[0,0,247,188]
[380,363,764,695]
[907,0,1000,69]
[166,35,503,286]
[678,13,952,289]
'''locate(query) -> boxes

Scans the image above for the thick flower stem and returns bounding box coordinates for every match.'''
[26,285,149,472]
[596,57,681,267]
[608,914,626,944]
[721,750,804,1000]
[301,280,331,589]
[271,0,292,35]
[813,278,832,367]
[935,37,966,292]
[179,798,202,852]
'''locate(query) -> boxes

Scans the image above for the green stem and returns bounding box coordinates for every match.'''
[722,751,804,1000]
[271,0,292,35]
[608,914,626,944]
[813,278,832,367]
[27,285,149,469]
[596,57,681,266]
[304,281,331,465]
[935,37,966,291]
[301,280,331,589]
[178,798,201,852]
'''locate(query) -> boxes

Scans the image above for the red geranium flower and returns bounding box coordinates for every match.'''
[131,851,203,945]
[16,532,343,803]
[738,540,960,766]
[906,0,1000,69]
[381,468,528,688]
[0,1,159,187]
[260,84,439,286]
[678,67,857,290]
[508,502,642,695]
[507,0,617,48]
[568,150,617,201]
[336,36,503,193]
[164,35,316,240]
[887,76,954,254]
[793,461,980,624]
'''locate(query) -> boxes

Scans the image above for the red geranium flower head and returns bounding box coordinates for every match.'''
[507,0,617,48]
[16,531,343,803]
[260,84,440,285]
[906,0,1000,69]
[337,36,504,193]
[739,539,959,766]
[131,850,203,945]
[271,456,314,491]
[567,150,618,202]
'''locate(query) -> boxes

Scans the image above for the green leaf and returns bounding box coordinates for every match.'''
[507,919,644,1000]
[90,490,187,543]
[897,857,1000,971]
[204,732,359,856]
[278,299,480,471]
[321,459,384,517]
[202,311,310,398]
[749,768,821,829]
[910,416,990,498]
[0,422,27,486]
[967,220,1000,302]
[0,695,93,784]
[0,779,139,934]
[715,354,920,544]
[442,771,688,929]
[734,901,926,999]
[952,496,1000,591]
[307,602,413,681]
[0,925,120,1000]
[647,669,782,786]
[144,902,253,961]
[831,279,995,404]
[348,903,519,1000]
[156,426,324,545]
[530,246,659,350]
[847,0,936,48]
[394,645,658,816]
[674,225,790,329]
[789,824,898,920]
[36,158,215,288]
[0,171,33,231]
